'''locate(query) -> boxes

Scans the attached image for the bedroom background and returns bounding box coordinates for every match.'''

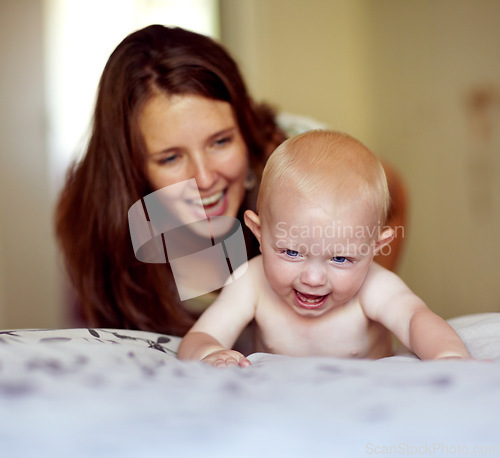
[0,0,499,330]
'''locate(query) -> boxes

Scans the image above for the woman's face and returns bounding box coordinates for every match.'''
[140,93,249,224]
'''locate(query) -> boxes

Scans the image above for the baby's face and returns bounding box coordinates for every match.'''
[260,192,379,317]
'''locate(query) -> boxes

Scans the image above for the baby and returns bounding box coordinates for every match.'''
[178,130,470,366]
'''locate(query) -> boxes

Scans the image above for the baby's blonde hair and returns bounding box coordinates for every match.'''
[258,130,390,225]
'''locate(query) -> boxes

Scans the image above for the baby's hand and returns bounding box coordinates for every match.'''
[434,351,471,360]
[436,356,470,360]
[202,349,251,368]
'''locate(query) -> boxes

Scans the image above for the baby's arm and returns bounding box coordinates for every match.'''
[407,306,470,359]
[177,259,259,367]
[361,264,470,360]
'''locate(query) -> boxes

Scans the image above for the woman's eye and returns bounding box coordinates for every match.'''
[332,256,348,264]
[285,249,300,258]
[157,153,180,165]
[213,136,232,147]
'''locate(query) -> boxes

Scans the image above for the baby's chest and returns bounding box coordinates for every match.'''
[255,303,382,358]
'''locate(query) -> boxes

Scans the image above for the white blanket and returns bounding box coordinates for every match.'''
[1,313,499,457]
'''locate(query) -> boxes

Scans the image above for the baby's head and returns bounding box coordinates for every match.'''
[257,130,390,229]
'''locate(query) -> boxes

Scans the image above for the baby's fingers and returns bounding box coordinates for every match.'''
[238,357,251,367]
[213,356,238,368]
[203,350,250,368]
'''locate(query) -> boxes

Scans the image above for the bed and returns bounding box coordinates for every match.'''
[1,313,499,457]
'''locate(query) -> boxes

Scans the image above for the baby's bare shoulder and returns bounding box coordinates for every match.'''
[235,256,272,306]
[363,262,404,288]
[231,256,263,285]
[242,255,266,285]
[359,263,408,305]
[360,262,421,318]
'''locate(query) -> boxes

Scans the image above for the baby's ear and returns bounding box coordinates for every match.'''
[374,227,394,254]
[244,210,262,246]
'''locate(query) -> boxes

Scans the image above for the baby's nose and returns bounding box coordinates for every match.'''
[300,263,327,287]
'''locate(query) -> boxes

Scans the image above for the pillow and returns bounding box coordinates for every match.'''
[447,312,500,360]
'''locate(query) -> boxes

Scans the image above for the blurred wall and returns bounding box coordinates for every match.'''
[220,0,500,318]
[0,0,63,328]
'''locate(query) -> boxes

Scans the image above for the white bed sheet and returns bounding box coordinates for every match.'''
[0,313,499,457]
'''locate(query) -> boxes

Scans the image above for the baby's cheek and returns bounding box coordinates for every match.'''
[266,266,294,296]
[333,270,366,298]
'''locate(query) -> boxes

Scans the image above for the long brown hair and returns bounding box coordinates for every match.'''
[55,25,283,335]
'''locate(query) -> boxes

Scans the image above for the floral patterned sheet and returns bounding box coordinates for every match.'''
[1,314,500,457]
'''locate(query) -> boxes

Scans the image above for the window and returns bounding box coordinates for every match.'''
[44,0,220,192]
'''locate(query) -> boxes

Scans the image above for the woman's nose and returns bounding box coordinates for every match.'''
[300,262,327,287]
[192,156,217,190]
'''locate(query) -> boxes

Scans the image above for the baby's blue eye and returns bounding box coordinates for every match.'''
[333,256,347,264]
[285,249,300,258]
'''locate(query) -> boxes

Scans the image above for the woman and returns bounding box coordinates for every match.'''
[56,25,405,336]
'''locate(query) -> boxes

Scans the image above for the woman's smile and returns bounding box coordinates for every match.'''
[199,189,228,217]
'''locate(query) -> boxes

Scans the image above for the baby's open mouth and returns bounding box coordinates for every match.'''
[294,290,328,309]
